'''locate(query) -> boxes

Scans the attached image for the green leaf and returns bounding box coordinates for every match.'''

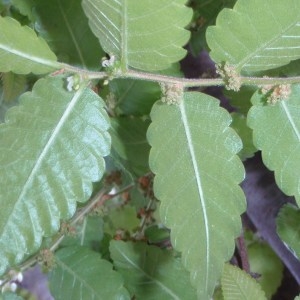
[147,93,245,299]
[207,0,300,73]
[294,296,300,300]
[231,112,256,161]
[110,240,197,300]
[0,16,60,74]
[247,85,300,204]
[1,72,27,102]
[221,264,267,300]
[277,204,300,259]
[32,0,105,69]
[110,117,150,176]
[0,77,111,275]
[49,246,130,300]
[81,0,192,71]
[11,0,35,20]
[247,240,283,298]
[0,293,24,300]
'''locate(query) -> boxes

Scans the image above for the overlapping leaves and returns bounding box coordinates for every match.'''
[147,92,245,299]
[0,77,111,274]
[82,0,192,71]
[207,0,300,73]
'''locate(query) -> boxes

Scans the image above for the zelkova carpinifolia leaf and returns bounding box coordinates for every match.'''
[81,0,192,71]
[0,16,60,74]
[0,77,111,274]
[206,0,300,73]
[49,246,130,300]
[221,264,267,300]
[247,85,300,205]
[147,92,246,299]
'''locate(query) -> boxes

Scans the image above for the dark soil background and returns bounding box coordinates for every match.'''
[18,50,300,300]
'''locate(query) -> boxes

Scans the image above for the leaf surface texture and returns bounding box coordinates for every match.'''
[81,0,192,71]
[0,77,111,274]
[147,93,245,299]
[207,0,300,73]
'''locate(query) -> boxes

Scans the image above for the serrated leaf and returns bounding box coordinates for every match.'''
[0,16,60,74]
[49,246,130,300]
[247,85,300,204]
[0,77,111,275]
[1,72,27,102]
[207,0,300,73]
[81,0,192,71]
[147,92,245,299]
[221,264,267,300]
[277,204,300,259]
[32,0,104,69]
[110,240,197,300]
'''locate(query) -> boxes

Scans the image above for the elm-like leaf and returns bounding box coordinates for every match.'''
[49,246,130,300]
[81,0,192,71]
[247,85,300,205]
[207,0,300,73]
[147,92,245,299]
[0,77,111,274]
[0,16,60,74]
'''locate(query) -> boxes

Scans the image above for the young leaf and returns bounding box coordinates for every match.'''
[147,92,245,299]
[110,240,197,299]
[81,0,192,71]
[0,16,60,74]
[247,85,300,205]
[277,204,300,259]
[221,264,267,300]
[49,246,130,300]
[32,0,105,69]
[0,77,111,275]
[207,0,300,73]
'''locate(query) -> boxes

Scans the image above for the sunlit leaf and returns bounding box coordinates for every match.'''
[49,246,130,300]
[0,16,60,74]
[247,84,300,204]
[147,92,245,298]
[222,264,267,300]
[207,0,300,73]
[110,240,197,299]
[0,77,111,274]
[82,0,192,71]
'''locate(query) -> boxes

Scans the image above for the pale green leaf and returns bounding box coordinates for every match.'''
[0,77,111,275]
[0,293,24,300]
[277,204,300,259]
[81,0,192,71]
[294,296,300,300]
[221,264,267,300]
[110,240,197,300]
[247,85,300,204]
[49,246,130,300]
[1,72,27,102]
[247,241,283,298]
[11,0,35,20]
[147,93,245,299]
[207,0,300,73]
[0,16,60,74]
[32,0,105,69]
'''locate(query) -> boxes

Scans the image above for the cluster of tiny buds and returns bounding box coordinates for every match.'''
[160,83,183,105]
[0,270,23,293]
[216,62,241,91]
[261,83,291,105]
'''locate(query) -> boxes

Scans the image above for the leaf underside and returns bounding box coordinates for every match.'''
[49,246,130,300]
[110,240,197,300]
[221,264,267,300]
[0,77,111,274]
[147,92,245,299]
[0,16,59,74]
[207,0,300,73]
[82,0,192,71]
[247,85,300,205]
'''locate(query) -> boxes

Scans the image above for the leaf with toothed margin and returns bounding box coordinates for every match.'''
[147,92,245,299]
[0,76,111,275]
